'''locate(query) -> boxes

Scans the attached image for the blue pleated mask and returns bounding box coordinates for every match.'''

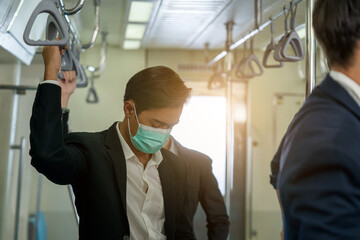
[128,104,171,154]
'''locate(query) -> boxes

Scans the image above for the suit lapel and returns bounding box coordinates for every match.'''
[320,75,360,120]
[105,122,127,213]
[158,149,176,237]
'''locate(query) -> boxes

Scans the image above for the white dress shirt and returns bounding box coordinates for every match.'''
[168,136,178,155]
[330,70,360,108]
[41,80,59,85]
[116,122,166,240]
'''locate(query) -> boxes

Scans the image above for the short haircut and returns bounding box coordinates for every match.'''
[124,66,191,113]
[313,0,360,68]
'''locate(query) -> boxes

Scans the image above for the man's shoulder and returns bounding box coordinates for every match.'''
[172,141,212,168]
[65,129,108,145]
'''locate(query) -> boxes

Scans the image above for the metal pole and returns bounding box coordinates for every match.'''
[0,61,21,240]
[225,21,234,213]
[255,0,262,29]
[10,137,26,240]
[68,185,79,225]
[33,174,42,240]
[305,0,316,96]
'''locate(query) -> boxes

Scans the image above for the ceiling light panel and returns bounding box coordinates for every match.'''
[123,40,141,49]
[129,1,154,22]
[125,23,147,39]
[142,0,230,48]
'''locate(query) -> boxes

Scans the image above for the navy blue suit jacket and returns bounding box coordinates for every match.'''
[274,75,360,239]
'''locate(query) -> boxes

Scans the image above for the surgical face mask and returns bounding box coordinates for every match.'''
[128,104,171,154]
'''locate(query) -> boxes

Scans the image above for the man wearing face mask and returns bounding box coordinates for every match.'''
[29,46,194,240]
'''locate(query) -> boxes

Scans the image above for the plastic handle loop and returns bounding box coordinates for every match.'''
[263,43,284,68]
[236,39,264,78]
[58,44,88,88]
[86,72,98,103]
[274,2,304,62]
[280,3,304,62]
[208,72,226,90]
[23,0,69,46]
[60,50,74,71]
[86,87,98,103]
[74,58,88,88]
[263,21,284,68]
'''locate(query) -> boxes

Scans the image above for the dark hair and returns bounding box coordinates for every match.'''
[313,0,360,68]
[124,66,191,113]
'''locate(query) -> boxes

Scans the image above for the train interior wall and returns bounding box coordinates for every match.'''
[0,45,312,239]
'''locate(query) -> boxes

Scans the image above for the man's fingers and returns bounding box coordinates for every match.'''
[60,49,66,56]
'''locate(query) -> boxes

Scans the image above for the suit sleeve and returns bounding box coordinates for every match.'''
[199,157,230,240]
[29,84,87,185]
[270,136,285,189]
[62,110,69,135]
[280,146,360,239]
[174,156,196,240]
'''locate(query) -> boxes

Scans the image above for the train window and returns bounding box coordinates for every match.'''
[172,96,226,195]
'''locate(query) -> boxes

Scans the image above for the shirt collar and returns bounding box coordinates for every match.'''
[116,122,163,167]
[168,136,179,156]
[330,70,360,108]
[116,122,135,160]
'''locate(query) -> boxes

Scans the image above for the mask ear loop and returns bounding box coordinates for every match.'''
[128,102,140,138]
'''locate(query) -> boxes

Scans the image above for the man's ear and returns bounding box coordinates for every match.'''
[123,100,134,117]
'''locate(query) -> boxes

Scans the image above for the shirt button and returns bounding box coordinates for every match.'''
[123,236,129,240]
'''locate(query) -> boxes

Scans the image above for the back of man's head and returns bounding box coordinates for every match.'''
[313,0,360,69]
[123,66,191,113]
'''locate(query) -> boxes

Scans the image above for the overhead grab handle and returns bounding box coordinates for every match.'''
[280,2,304,62]
[58,42,88,88]
[86,73,98,103]
[234,42,249,79]
[74,57,88,88]
[274,7,293,62]
[263,20,284,68]
[60,49,74,71]
[86,87,98,103]
[208,72,226,89]
[274,2,304,62]
[237,39,264,78]
[23,0,69,46]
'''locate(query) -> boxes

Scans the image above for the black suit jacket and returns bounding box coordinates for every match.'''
[272,75,360,239]
[29,83,193,240]
[172,138,230,240]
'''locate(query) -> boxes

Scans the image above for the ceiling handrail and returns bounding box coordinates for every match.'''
[207,0,304,67]
[59,0,101,50]
[263,20,284,68]
[59,0,86,15]
[23,0,69,47]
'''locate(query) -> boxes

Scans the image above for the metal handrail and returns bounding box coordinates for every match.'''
[59,0,101,50]
[207,0,304,66]
[59,0,86,15]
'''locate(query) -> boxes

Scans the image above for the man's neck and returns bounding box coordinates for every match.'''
[332,50,360,86]
[118,120,151,167]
